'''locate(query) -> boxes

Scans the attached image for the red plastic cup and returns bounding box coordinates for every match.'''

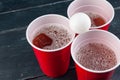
[71,30,120,80]
[26,14,75,78]
[67,0,114,30]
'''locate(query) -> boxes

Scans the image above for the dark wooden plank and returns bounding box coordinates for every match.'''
[0,0,72,32]
[112,67,120,80]
[0,0,119,13]
[108,9,120,38]
[0,0,72,13]
[108,0,120,8]
[26,68,77,80]
[0,29,42,80]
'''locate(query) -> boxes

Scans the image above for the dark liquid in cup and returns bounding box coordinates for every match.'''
[76,43,117,71]
[33,33,53,48]
[86,12,106,27]
[33,24,72,50]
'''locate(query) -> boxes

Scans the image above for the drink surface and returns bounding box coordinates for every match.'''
[76,43,117,71]
[33,23,72,50]
[86,12,106,27]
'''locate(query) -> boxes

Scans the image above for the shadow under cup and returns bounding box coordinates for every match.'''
[71,30,120,80]
[26,14,75,78]
[67,0,114,30]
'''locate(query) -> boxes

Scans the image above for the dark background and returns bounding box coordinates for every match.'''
[0,0,120,80]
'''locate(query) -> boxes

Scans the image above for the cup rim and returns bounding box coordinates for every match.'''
[26,14,75,52]
[67,0,115,29]
[71,30,120,73]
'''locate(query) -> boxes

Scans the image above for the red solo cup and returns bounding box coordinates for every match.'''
[67,0,114,30]
[26,14,75,78]
[71,30,120,80]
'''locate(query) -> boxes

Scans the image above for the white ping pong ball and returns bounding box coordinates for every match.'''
[69,12,91,34]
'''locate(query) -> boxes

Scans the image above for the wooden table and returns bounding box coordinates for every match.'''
[0,0,120,80]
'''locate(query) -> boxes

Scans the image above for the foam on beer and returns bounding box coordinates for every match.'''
[69,12,91,34]
[33,23,73,50]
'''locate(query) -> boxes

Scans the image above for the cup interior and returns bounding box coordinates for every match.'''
[67,0,114,28]
[71,30,120,73]
[26,14,75,52]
